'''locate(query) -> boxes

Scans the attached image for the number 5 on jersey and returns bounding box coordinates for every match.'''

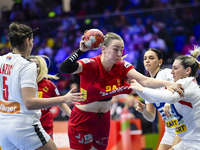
[3,76,9,101]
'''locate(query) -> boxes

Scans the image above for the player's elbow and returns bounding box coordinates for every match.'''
[24,100,34,110]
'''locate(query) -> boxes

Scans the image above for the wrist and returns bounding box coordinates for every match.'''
[77,48,86,54]
[141,108,147,114]
[139,87,144,93]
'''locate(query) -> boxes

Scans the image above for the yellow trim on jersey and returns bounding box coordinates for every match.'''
[81,88,87,101]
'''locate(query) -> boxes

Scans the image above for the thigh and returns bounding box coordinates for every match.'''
[160,131,175,146]
[68,124,93,150]
[8,121,50,150]
[158,144,172,150]
[0,122,18,150]
[172,141,183,150]
[36,138,57,150]
[92,113,110,150]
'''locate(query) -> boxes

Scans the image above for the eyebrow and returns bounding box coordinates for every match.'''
[112,45,124,49]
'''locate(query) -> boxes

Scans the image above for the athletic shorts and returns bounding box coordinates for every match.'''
[0,114,50,150]
[68,106,110,150]
[173,140,200,150]
[43,126,53,139]
[160,131,177,145]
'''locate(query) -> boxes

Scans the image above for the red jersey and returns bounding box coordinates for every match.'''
[78,55,134,104]
[38,79,60,131]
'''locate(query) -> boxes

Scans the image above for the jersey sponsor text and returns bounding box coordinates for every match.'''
[0,100,20,113]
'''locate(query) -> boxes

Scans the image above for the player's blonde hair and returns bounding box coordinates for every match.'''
[175,45,200,77]
[27,55,59,83]
[104,32,123,47]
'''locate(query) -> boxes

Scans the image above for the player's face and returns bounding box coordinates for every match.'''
[30,58,40,76]
[171,59,188,82]
[143,51,161,73]
[105,40,124,63]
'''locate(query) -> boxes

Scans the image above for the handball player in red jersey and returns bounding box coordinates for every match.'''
[59,31,183,150]
[27,55,71,139]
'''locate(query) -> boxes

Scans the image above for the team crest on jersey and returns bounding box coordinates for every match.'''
[81,58,90,64]
[124,61,131,68]
[43,87,49,92]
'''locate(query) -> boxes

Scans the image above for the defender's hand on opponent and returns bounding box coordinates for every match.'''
[63,87,85,105]
[165,82,184,97]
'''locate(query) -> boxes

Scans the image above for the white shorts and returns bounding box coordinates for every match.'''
[173,140,200,150]
[0,114,50,150]
[160,131,176,145]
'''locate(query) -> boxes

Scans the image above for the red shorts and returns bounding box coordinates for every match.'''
[68,106,110,150]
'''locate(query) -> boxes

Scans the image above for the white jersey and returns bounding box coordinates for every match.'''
[0,52,41,119]
[172,77,200,149]
[145,68,177,144]
[142,77,200,149]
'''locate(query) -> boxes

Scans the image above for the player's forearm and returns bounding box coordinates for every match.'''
[59,49,85,74]
[142,109,155,122]
[25,97,65,110]
[142,77,170,88]
[143,87,181,104]
[136,91,160,103]
[59,103,71,117]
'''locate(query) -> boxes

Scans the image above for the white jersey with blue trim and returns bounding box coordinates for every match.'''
[0,52,41,119]
[141,77,200,149]
[145,68,178,134]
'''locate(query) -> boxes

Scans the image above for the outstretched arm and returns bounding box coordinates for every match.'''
[127,69,183,96]
[129,79,182,104]
[22,87,84,110]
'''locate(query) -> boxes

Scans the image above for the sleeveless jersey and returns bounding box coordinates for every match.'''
[145,68,178,134]
[38,79,60,129]
[77,55,134,104]
[0,52,40,119]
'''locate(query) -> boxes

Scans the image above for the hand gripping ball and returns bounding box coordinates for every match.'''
[84,29,104,50]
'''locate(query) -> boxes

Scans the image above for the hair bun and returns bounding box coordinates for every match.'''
[9,23,19,32]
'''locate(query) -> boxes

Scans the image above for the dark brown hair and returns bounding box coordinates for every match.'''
[8,22,37,51]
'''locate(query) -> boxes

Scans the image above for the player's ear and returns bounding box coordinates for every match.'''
[101,45,106,51]
[25,38,29,46]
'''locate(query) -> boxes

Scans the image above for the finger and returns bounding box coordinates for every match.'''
[84,30,88,35]
[72,102,80,105]
[168,88,175,93]
[69,87,76,93]
[177,89,184,97]
[72,93,84,96]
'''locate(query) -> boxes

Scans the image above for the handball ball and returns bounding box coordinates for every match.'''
[84,29,104,50]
